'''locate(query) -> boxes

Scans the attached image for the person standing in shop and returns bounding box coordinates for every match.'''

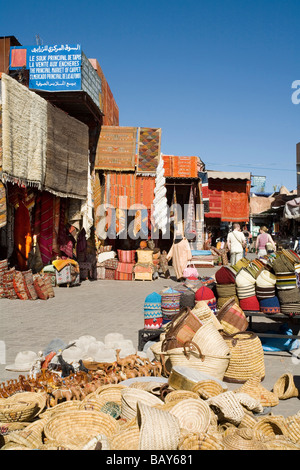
[226,223,246,265]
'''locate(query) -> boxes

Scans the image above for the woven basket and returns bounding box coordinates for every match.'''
[193,301,223,330]
[40,400,81,418]
[6,392,47,418]
[161,307,202,351]
[162,340,230,382]
[222,332,265,384]
[264,435,300,450]
[191,380,227,399]
[285,414,300,444]
[237,375,279,407]
[178,431,225,450]
[253,416,288,439]
[273,373,299,399]
[216,298,248,335]
[5,418,48,449]
[80,398,121,419]
[0,401,39,423]
[164,390,200,403]
[44,410,118,447]
[137,401,181,450]
[238,410,258,429]
[192,319,231,357]
[109,423,140,450]
[222,428,267,450]
[207,391,245,426]
[168,398,211,434]
[121,388,163,421]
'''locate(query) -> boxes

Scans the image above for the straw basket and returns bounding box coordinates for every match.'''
[109,423,140,450]
[207,391,246,426]
[192,320,231,357]
[6,392,47,418]
[178,431,225,450]
[4,418,48,449]
[40,400,81,418]
[168,398,211,434]
[161,340,230,382]
[164,390,199,403]
[192,301,223,330]
[43,410,118,447]
[191,380,227,399]
[273,373,299,399]
[285,414,300,444]
[222,332,265,384]
[263,436,300,450]
[222,428,267,450]
[253,416,288,439]
[137,401,181,450]
[120,388,163,421]
[216,298,248,335]
[161,307,202,351]
[0,401,39,423]
[80,398,121,419]
[237,375,279,407]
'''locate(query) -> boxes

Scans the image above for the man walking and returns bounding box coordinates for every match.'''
[227,223,246,265]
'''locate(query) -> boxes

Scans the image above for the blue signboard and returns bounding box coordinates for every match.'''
[10,44,82,92]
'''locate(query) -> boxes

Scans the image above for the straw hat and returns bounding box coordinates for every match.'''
[168,398,211,434]
[137,401,181,450]
[5,351,38,372]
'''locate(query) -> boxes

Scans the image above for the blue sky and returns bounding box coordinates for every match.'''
[1,0,299,192]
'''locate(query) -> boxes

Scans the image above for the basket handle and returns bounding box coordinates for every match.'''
[163,307,193,338]
[183,340,205,362]
[223,331,257,347]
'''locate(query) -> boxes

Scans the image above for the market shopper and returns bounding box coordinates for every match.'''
[255,226,276,257]
[167,234,192,281]
[226,223,246,266]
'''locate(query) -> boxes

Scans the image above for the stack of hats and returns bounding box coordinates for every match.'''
[161,288,181,325]
[231,257,249,273]
[195,286,217,313]
[144,292,163,329]
[270,252,300,315]
[255,269,280,314]
[235,268,259,311]
[215,266,236,285]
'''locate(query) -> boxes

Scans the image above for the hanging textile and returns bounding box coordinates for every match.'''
[52,196,61,257]
[1,74,47,189]
[80,158,93,239]
[170,187,183,238]
[153,156,168,235]
[39,192,54,266]
[185,186,196,238]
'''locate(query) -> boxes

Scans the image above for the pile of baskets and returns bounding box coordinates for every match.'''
[0,371,300,450]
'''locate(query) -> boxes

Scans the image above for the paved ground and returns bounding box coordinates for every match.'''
[0,265,300,418]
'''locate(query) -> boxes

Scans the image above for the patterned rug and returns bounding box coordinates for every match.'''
[137,128,161,173]
[1,73,47,189]
[45,103,89,199]
[95,126,137,171]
